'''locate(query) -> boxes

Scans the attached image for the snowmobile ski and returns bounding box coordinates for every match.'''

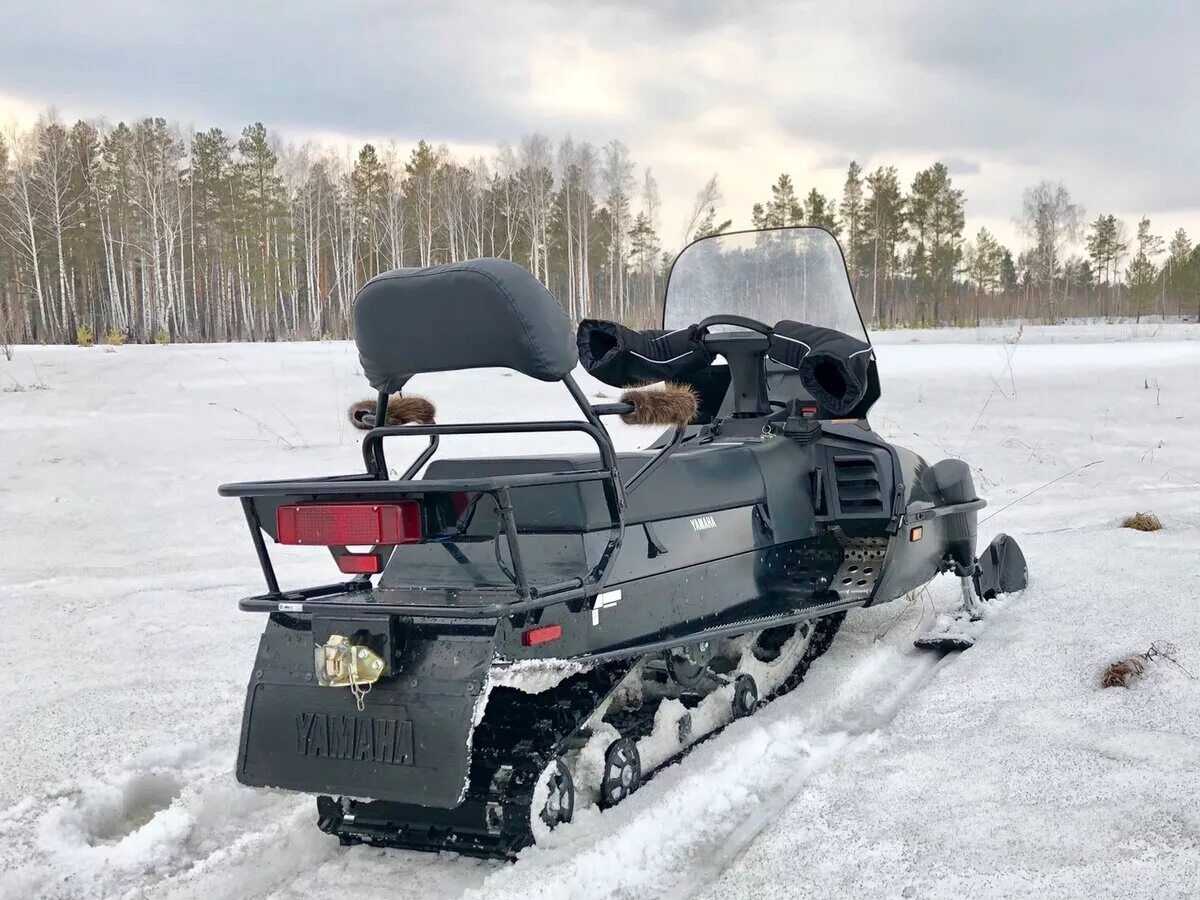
[914,533,1029,652]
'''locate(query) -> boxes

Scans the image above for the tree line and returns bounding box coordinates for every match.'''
[749,167,1199,327]
[1,110,1197,348]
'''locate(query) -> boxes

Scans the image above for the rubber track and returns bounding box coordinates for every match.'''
[607,612,846,785]
[324,612,845,858]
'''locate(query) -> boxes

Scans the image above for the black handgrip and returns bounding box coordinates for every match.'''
[592,402,637,417]
[695,314,773,336]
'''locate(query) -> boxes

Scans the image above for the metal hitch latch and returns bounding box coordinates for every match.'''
[315,634,385,711]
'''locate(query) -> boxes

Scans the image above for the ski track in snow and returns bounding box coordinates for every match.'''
[1,323,1198,899]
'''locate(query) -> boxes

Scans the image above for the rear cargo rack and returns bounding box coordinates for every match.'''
[219,374,631,618]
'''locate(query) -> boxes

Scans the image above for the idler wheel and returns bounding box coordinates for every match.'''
[537,759,575,830]
[599,737,642,809]
[732,673,759,719]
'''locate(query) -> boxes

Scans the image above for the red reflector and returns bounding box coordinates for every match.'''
[521,624,563,647]
[276,503,421,546]
[336,553,382,574]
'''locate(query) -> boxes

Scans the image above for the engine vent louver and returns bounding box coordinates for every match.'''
[832,455,884,514]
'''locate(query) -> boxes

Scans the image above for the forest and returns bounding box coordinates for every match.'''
[1,111,1198,348]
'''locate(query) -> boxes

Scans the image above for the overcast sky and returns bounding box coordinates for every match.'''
[2,0,1197,249]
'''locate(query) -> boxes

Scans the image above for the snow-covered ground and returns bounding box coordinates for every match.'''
[1,323,1198,899]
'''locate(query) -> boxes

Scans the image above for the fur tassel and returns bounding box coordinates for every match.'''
[619,383,698,428]
[348,395,436,430]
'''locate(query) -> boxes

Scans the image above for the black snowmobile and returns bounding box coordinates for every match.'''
[219,226,1027,858]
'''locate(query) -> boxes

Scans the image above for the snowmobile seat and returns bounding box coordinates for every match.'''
[424,441,767,531]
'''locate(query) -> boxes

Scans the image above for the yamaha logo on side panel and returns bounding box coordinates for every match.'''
[690,515,717,531]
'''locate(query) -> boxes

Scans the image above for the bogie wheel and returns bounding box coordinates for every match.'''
[537,759,575,830]
[732,673,758,719]
[599,737,642,809]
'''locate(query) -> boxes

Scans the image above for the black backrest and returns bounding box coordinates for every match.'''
[354,258,577,393]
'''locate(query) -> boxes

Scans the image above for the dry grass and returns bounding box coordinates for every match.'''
[1102,641,1193,688]
[1122,511,1162,532]
[1101,656,1148,688]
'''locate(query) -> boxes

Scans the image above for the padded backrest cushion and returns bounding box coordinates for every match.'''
[355,258,577,392]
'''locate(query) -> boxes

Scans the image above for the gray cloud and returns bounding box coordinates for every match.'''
[2,0,1197,232]
[771,1,1200,212]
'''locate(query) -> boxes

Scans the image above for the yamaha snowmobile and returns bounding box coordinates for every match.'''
[219,226,1027,858]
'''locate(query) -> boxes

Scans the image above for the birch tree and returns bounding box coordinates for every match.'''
[0,124,50,337]
[1020,180,1083,320]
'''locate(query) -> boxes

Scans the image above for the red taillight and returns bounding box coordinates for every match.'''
[276,503,421,546]
[336,553,383,574]
[521,624,563,647]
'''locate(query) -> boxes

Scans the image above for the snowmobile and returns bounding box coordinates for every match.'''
[218,226,1027,858]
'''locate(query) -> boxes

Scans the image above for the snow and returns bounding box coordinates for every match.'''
[1,324,1198,899]
[488,658,592,694]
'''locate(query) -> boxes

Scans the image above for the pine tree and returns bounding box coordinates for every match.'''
[693,205,732,240]
[1063,256,1093,306]
[965,227,1001,292]
[627,210,660,323]
[189,128,234,338]
[1085,213,1129,316]
[964,227,1002,325]
[351,144,389,278]
[906,163,965,323]
[404,140,443,267]
[1165,228,1192,317]
[1126,216,1163,321]
[861,166,905,323]
[64,120,103,334]
[753,174,803,228]
[1184,244,1200,320]
[236,122,288,337]
[838,162,864,290]
[803,188,839,235]
[999,247,1018,295]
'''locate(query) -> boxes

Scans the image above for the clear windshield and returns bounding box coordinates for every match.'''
[663,227,868,342]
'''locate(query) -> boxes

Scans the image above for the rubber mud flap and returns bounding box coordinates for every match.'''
[236,621,494,808]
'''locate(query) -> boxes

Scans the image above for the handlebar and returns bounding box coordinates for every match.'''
[694,314,774,336]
